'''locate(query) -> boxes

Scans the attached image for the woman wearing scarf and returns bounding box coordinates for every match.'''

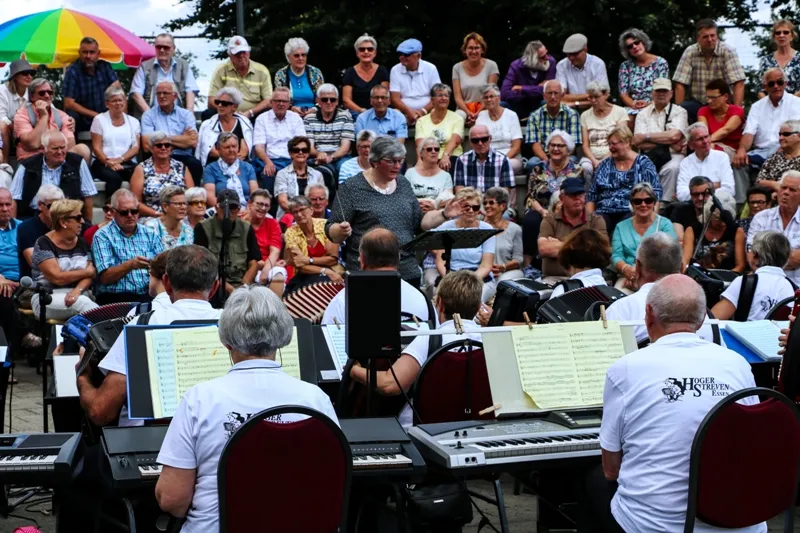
[203,132,259,207]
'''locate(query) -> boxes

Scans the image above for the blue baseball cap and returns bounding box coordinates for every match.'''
[397,39,423,55]
[560,178,585,195]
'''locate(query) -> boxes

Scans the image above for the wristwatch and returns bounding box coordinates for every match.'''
[321,268,328,276]
[309,257,315,265]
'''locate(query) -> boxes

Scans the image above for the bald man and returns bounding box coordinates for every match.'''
[453,124,513,194]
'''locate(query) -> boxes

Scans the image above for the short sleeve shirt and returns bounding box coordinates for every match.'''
[475,108,522,155]
[414,111,465,157]
[303,109,354,154]
[672,42,746,101]
[539,212,607,277]
[720,265,795,321]
[580,105,629,160]
[452,60,500,103]
[697,104,744,150]
[208,60,273,113]
[435,220,495,271]
[746,206,800,285]
[31,235,92,290]
[389,60,442,110]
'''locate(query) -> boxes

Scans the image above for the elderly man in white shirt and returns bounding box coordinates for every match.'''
[746,170,800,286]
[594,273,761,533]
[676,122,735,202]
[156,284,337,532]
[555,34,609,108]
[253,87,306,179]
[735,68,800,170]
[389,38,442,125]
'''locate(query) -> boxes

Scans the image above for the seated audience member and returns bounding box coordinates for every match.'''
[669,176,712,245]
[342,34,390,120]
[526,130,583,219]
[252,87,306,186]
[617,28,670,118]
[0,188,20,358]
[407,137,454,209]
[184,187,208,228]
[143,185,193,249]
[203,132,258,207]
[595,274,759,532]
[155,285,336,530]
[682,190,745,272]
[556,34,609,107]
[141,80,203,182]
[676,122,735,201]
[322,227,430,325]
[756,120,800,190]
[84,198,114,246]
[349,270,481,428]
[93,189,166,305]
[632,78,688,203]
[415,83,465,172]
[14,78,88,163]
[588,125,661,235]
[207,36,273,119]
[90,86,141,198]
[339,130,375,183]
[130,33,198,116]
[672,18,746,121]
[284,195,342,290]
[17,185,64,279]
[62,37,121,133]
[759,20,800,97]
[306,184,331,219]
[354,86,407,141]
[747,170,800,285]
[712,230,795,320]
[482,187,523,301]
[697,79,745,157]
[0,60,34,162]
[390,39,441,125]
[274,37,324,117]
[79,245,221,428]
[304,84,354,181]
[31,198,98,320]
[453,125,513,194]
[500,40,556,119]
[452,32,500,127]
[245,189,286,295]
[550,227,610,299]
[10,131,96,220]
[194,189,260,295]
[735,68,800,170]
[738,186,772,236]
[537,178,608,284]
[130,131,194,217]
[196,87,253,166]
[476,84,523,174]
[274,136,324,219]
[612,183,677,293]
[580,80,629,169]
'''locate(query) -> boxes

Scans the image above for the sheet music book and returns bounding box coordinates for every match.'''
[724,321,787,362]
[53,355,80,398]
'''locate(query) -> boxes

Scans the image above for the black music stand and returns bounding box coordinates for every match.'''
[403,229,501,273]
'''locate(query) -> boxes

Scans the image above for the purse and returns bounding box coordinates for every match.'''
[643,103,673,172]
[404,482,473,527]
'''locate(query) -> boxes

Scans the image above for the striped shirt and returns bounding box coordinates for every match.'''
[303,109,355,154]
[10,158,98,209]
[208,60,273,113]
[672,41,746,101]
[524,104,582,146]
[453,149,513,192]
[92,220,165,295]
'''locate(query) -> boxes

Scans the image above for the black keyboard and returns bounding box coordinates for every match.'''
[342,418,426,481]
[0,433,82,485]
[102,426,168,490]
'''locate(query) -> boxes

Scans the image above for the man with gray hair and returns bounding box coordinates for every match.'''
[16,184,64,279]
[306,183,331,219]
[594,273,759,532]
[500,41,557,118]
[155,285,336,530]
[252,87,306,181]
[453,124,513,194]
[131,33,199,116]
[524,79,586,172]
[676,122,735,202]
[304,83,355,180]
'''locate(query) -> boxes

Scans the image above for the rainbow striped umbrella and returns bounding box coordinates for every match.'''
[0,8,155,68]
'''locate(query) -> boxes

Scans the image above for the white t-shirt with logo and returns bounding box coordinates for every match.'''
[549,268,608,300]
[719,265,795,321]
[600,332,763,533]
[157,359,338,533]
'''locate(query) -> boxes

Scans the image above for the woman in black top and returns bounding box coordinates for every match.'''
[341,34,390,120]
[681,190,746,272]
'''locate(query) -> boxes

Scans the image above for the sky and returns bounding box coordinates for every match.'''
[0,0,776,110]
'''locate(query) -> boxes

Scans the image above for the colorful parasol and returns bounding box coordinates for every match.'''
[0,8,156,68]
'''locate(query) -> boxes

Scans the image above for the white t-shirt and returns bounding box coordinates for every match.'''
[719,265,795,321]
[157,358,337,533]
[398,319,482,428]
[475,108,522,155]
[579,105,628,160]
[125,291,172,317]
[436,220,496,272]
[390,60,442,110]
[746,206,800,285]
[89,112,141,159]
[549,268,607,299]
[404,168,454,200]
[600,332,762,533]
[321,277,431,325]
[98,299,222,427]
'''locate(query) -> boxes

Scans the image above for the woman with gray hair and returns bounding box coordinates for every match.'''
[756,119,800,189]
[681,189,745,273]
[339,129,376,183]
[284,195,342,290]
[90,85,141,198]
[414,83,464,171]
[712,230,796,320]
[580,80,628,168]
[274,37,324,117]
[144,185,193,248]
[526,130,583,218]
[617,28,669,117]
[184,186,208,228]
[499,41,556,118]
[196,87,253,166]
[342,34,389,119]
[203,132,259,207]
[476,84,523,173]
[130,130,194,217]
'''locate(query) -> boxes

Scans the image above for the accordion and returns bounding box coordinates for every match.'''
[283,281,345,324]
[62,302,140,348]
[536,285,626,324]
[488,279,552,326]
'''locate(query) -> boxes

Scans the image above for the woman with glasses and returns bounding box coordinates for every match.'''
[196,87,253,166]
[274,136,324,220]
[481,187,523,302]
[757,20,800,98]
[0,59,34,162]
[31,199,98,320]
[681,190,745,273]
[144,185,193,249]
[414,83,465,171]
[284,195,342,291]
[184,187,209,228]
[407,137,454,212]
[756,120,800,189]
[90,86,141,198]
[612,182,676,293]
[274,37,324,117]
[342,34,390,120]
[580,80,629,169]
[617,28,669,119]
[130,130,194,218]
[697,79,745,156]
[203,132,259,208]
[339,130,376,183]
[452,33,500,128]
[526,130,583,219]
[475,84,523,173]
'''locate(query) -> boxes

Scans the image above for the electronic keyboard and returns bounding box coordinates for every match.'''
[102,425,169,490]
[341,417,426,481]
[0,433,82,485]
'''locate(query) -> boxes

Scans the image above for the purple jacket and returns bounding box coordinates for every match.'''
[500,56,557,104]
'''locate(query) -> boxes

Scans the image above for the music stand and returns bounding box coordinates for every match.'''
[403,229,502,273]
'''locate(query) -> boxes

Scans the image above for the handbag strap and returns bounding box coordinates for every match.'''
[663,103,672,132]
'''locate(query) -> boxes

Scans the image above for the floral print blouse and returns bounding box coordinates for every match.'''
[141,158,185,213]
[618,56,670,114]
[758,53,800,95]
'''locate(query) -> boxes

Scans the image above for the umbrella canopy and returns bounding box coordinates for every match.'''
[0,8,156,68]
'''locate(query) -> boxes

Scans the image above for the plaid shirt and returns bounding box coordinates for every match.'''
[672,41,746,101]
[62,60,118,131]
[92,221,165,295]
[524,104,581,146]
[453,148,513,191]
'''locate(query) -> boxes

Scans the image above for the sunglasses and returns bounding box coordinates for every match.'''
[424,146,440,153]
[64,214,84,222]
[320,97,338,103]
[155,44,172,51]
[292,53,307,58]
[631,197,655,206]
[483,200,497,206]
[39,202,54,209]
[188,200,206,207]
[37,90,54,97]
[690,190,712,199]
[358,47,375,53]
[467,204,481,212]
[102,205,113,213]
[153,142,172,149]
[18,71,35,77]
[626,40,642,50]
[780,131,799,137]
[115,208,139,216]
[290,147,310,154]
[768,79,786,88]
[549,143,567,149]
[749,199,767,206]
[775,30,792,36]
[470,136,490,144]
[215,99,236,107]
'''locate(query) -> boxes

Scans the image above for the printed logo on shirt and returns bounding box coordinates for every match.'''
[223,411,287,439]
[660,377,735,403]
[760,296,780,314]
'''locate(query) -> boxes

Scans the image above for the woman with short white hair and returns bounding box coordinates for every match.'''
[580,80,628,169]
[90,85,141,198]
[342,34,389,120]
[195,87,253,166]
[274,37,325,117]
[339,129,376,183]
[475,84,523,173]
[184,186,208,228]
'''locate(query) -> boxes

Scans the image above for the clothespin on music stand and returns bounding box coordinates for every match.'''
[479,403,502,416]
[333,317,341,330]
[600,305,608,329]
[411,315,420,327]
[522,312,533,330]
[453,313,464,335]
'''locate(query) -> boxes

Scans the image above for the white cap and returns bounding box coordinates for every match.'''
[227,36,251,55]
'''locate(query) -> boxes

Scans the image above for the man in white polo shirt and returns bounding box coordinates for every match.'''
[676,122,735,202]
[389,38,441,125]
[592,274,761,533]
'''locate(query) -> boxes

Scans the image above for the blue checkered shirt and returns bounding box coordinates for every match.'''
[62,60,119,131]
[92,221,165,295]
[453,149,513,191]
[524,104,582,145]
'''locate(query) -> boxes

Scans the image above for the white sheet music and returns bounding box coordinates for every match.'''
[322,325,347,377]
[0,347,6,363]
[53,355,80,398]
[725,321,786,361]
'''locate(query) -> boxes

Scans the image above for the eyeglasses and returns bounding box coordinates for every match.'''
[780,131,799,137]
[626,39,642,50]
[18,71,34,77]
[272,99,290,104]
[690,190,712,199]
[188,200,206,207]
[308,197,325,202]
[292,53,307,58]
[470,136,490,144]
[115,208,140,216]
[36,90,54,97]
[424,146,440,153]
[767,79,786,88]
[155,44,172,51]
[64,214,84,222]
[168,201,188,207]
[705,94,724,101]
[290,147,310,154]
[156,91,174,96]
[466,46,483,52]
[153,142,172,149]
[467,204,481,212]
[775,30,792,36]
[102,205,113,213]
[371,95,389,100]
[358,47,375,52]
[631,197,655,206]
[749,199,767,206]
[549,143,567,149]
[320,97,338,103]
[483,200,497,206]
[215,99,236,107]
[252,202,270,210]
[381,158,404,166]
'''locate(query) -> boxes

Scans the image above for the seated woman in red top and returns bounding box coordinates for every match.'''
[245,188,286,297]
[283,195,343,292]
[697,79,745,156]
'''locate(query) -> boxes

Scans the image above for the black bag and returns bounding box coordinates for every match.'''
[643,103,674,172]
[405,482,473,527]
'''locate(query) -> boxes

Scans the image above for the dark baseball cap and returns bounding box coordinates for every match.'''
[560,178,585,195]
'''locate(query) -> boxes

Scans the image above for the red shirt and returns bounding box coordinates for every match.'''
[697,104,745,151]
[252,217,283,260]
